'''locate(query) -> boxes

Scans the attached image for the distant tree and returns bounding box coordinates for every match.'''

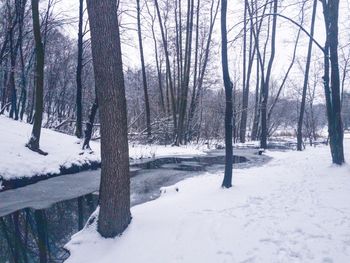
[260,0,277,149]
[297,0,317,151]
[221,0,233,188]
[136,0,151,138]
[175,0,194,145]
[154,0,178,136]
[239,0,248,143]
[26,0,46,155]
[187,0,219,141]
[86,0,131,237]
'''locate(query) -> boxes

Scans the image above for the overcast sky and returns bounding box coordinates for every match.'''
[55,0,350,98]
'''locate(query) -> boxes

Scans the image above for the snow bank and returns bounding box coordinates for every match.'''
[0,116,101,181]
[65,137,350,263]
[0,116,207,182]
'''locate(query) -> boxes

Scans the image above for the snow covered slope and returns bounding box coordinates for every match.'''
[0,116,206,184]
[65,135,350,263]
[0,116,101,182]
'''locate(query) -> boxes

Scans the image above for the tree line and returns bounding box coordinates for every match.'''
[0,0,349,242]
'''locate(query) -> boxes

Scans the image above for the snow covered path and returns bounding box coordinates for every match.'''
[66,137,350,263]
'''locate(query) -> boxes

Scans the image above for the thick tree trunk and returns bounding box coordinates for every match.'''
[221,0,233,188]
[297,0,317,151]
[321,0,344,164]
[26,0,46,155]
[87,0,131,237]
[136,0,151,137]
[75,0,84,138]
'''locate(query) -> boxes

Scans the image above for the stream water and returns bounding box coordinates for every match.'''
[0,149,267,263]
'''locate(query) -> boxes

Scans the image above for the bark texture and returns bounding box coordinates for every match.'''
[321,0,344,164]
[87,0,131,237]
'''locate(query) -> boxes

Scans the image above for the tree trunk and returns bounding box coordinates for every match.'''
[87,0,131,237]
[8,29,19,120]
[18,0,28,121]
[175,0,194,145]
[75,0,84,138]
[239,0,247,143]
[297,0,317,151]
[187,0,219,142]
[247,0,268,141]
[154,0,178,136]
[260,0,277,149]
[82,97,98,150]
[321,0,344,164]
[186,0,200,142]
[251,53,260,140]
[221,0,233,188]
[136,0,151,137]
[26,0,46,155]
[145,2,165,112]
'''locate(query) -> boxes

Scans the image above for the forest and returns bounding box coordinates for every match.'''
[0,0,350,262]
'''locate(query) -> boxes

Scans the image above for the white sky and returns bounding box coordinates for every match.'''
[55,0,350,97]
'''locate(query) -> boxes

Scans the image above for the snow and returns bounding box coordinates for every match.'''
[0,116,100,181]
[0,116,207,182]
[65,135,350,263]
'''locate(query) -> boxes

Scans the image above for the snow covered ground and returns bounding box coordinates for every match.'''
[65,135,350,263]
[0,116,207,183]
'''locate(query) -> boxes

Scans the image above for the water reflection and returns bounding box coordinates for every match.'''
[0,194,98,263]
[0,154,250,263]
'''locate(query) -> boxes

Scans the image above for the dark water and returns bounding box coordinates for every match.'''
[132,155,247,171]
[0,194,99,263]
[0,155,248,263]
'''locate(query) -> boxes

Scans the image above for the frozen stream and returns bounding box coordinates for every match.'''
[0,148,269,263]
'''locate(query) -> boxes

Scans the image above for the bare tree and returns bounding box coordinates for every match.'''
[75,0,84,138]
[154,0,178,135]
[175,0,194,145]
[260,0,277,149]
[321,0,344,164]
[136,0,151,138]
[221,0,233,188]
[26,0,46,155]
[297,0,317,151]
[87,0,131,237]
